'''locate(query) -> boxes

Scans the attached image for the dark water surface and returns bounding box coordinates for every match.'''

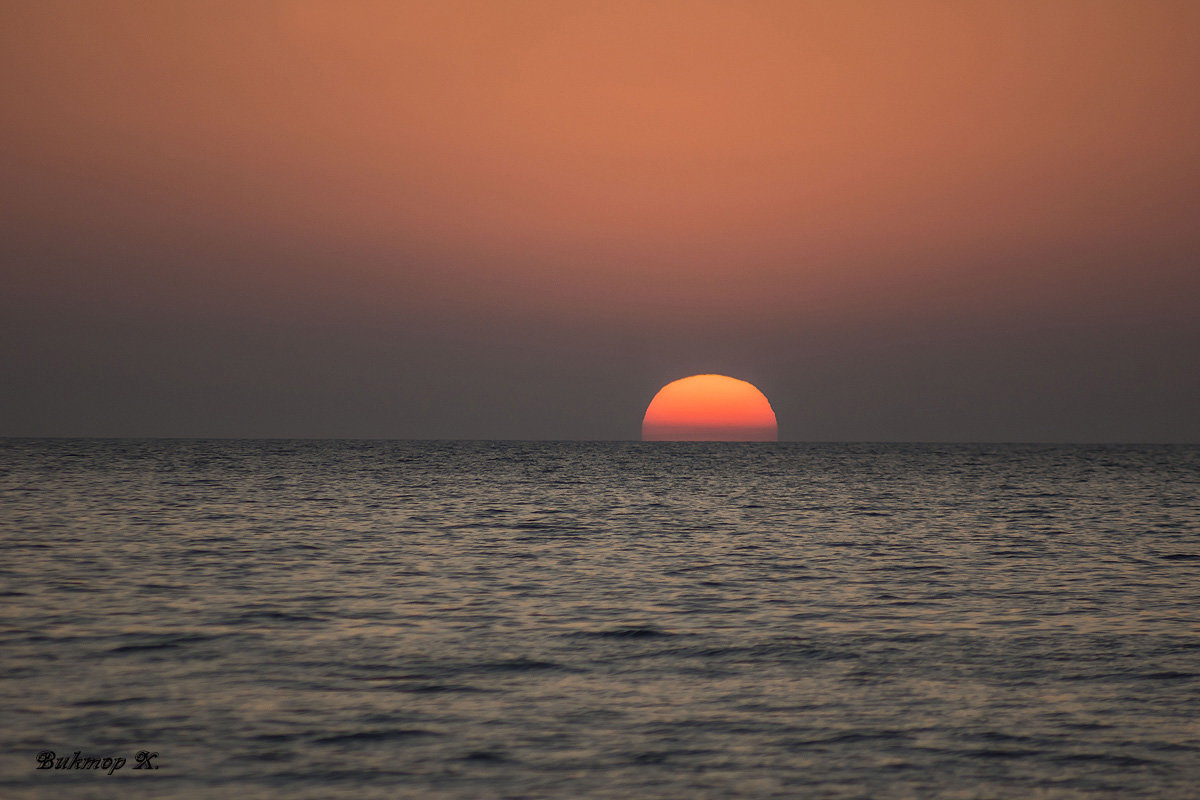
[1,440,1198,798]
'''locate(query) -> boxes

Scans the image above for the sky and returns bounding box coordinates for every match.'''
[2,0,1198,441]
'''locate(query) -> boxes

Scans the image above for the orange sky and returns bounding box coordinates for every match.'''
[2,1,1198,438]
[6,1,1199,317]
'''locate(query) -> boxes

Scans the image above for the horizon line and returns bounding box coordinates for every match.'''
[2,436,1196,446]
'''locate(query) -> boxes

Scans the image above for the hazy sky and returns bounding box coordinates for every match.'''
[3,0,1198,440]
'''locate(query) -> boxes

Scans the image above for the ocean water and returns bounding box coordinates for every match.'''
[1,439,1198,799]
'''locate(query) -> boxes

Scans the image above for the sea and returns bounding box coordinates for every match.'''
[1,439,1198,799]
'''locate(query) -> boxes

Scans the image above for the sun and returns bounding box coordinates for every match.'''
[642,374,778,441]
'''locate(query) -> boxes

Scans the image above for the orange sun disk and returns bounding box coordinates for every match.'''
[642,374,778,441]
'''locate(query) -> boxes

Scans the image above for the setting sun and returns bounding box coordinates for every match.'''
[642,374,778,441]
